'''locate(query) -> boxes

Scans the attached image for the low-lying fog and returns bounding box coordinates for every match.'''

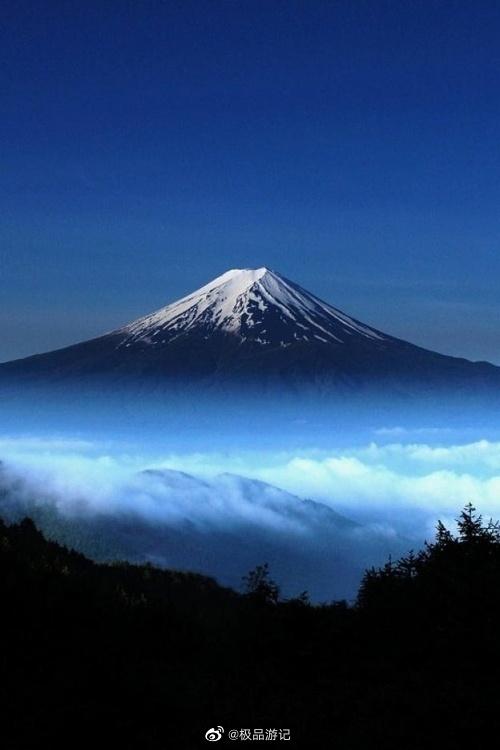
[2,420,500,601]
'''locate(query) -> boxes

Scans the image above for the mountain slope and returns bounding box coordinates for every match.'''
[1,267,499,396]
[118,267,388,349]
[0,459,397,600]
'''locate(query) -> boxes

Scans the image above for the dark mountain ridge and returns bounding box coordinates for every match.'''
[4,506,500,748]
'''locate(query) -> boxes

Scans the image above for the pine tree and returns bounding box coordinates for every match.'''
[242,563,280,605]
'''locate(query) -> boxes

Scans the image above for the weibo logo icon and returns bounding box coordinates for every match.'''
[205,726,224,742]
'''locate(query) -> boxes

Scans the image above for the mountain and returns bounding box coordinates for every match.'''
[0,459,401,600]
[1,266,500,397]
[118,267,387,349]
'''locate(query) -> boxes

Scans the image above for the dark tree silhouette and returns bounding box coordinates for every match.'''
[242,562,280,604]
[4,506,500,748]
[357,502,500,628]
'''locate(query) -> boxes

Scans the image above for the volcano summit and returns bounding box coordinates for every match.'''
[1,267,500,398]
[117,267,387,349]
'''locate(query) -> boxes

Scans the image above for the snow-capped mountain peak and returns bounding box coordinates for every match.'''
[117,267,387,349]
[3,267,500,400]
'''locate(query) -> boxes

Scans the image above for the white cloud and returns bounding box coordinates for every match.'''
[3,433,500,542]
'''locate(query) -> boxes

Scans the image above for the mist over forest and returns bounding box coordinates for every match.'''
[2,388,500,600]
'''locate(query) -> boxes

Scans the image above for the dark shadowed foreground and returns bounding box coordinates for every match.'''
[2,504,500,748]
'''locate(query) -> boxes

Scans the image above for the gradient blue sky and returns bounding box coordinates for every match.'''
[2,0,500,363]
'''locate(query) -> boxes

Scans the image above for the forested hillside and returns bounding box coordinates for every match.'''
[2,505,500,748]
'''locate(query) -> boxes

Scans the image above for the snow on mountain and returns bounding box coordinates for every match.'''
[2,266,500,401]
[116,267,387,350]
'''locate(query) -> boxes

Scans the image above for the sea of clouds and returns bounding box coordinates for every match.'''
[1,429,500,598]
[2,431,500,538]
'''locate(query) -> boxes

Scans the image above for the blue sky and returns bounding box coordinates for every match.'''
[2,0,500,362]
